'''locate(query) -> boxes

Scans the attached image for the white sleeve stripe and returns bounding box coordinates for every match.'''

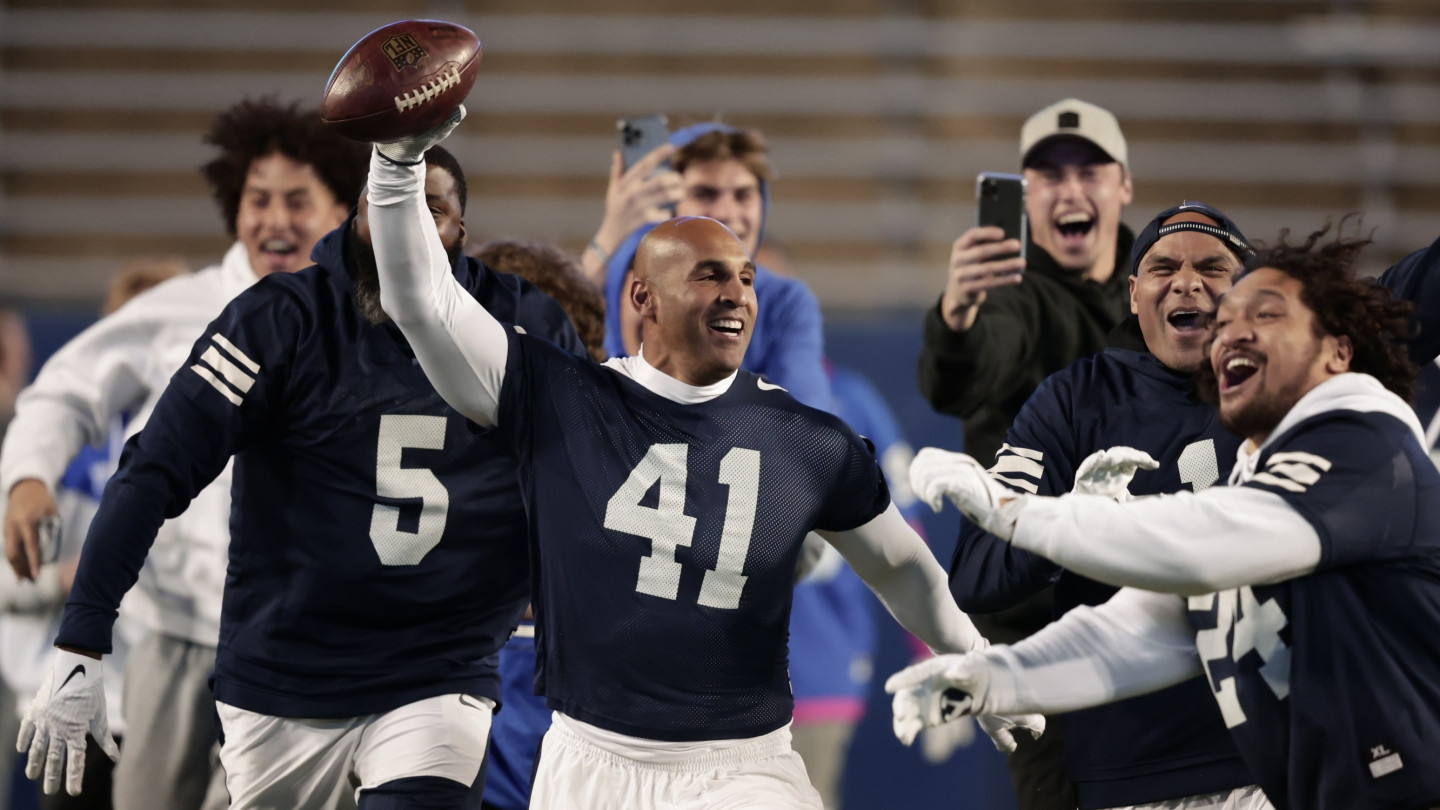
[1267,462,1323,486]
[998,443,1044,462]
[991,454,1044,479]
[993,474,1041,494]
[199,346,256,394]
[189,364,244,406]
[1267,451,1332,471]
[211,334,260,373]
[1251,471,1307,493]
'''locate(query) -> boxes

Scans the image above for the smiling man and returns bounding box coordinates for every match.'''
[365,116,1040,810]
[585,123,831,412]
[895,230,1440,810]
[945,202,1266,810]
[916,97,1135,810]
[2,98,365,810]
[920,98,1135,466]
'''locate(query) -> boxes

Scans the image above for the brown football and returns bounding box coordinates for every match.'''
[321,20,481,142]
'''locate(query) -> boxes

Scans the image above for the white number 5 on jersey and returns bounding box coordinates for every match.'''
[605,443,761,610]
[369,414,451,566]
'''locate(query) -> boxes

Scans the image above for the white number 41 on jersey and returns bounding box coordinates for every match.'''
[606,443,761,610]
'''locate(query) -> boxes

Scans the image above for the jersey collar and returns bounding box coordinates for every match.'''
[603,346,737,404]
[1229,372,1426,485]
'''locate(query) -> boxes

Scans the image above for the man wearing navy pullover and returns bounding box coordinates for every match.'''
[947,202,1440,810]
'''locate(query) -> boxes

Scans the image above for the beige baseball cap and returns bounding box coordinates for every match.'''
[1020,98,1128,171]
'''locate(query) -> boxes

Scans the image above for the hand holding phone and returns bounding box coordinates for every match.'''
[590,115,683,270]
[937,173,1029,331]
[618,114,671,173]
[976,172,1027,265]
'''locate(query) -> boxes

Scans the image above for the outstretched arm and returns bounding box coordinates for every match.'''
[823,503,1046,752]
[913,447,1321,595]
[819,502,982,655]
[1010,486,1321,595]
[886,587,1199,744]
[367,132,508,428]
[979,587,1200,715]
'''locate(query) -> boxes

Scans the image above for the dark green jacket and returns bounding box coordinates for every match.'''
[918,226,1135,465]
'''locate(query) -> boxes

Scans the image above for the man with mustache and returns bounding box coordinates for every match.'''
[945,202,1265,810]
[14,144,584,809]
[893,230,1440,810]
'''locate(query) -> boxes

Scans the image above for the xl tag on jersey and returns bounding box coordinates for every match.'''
[1368,744,1404,779]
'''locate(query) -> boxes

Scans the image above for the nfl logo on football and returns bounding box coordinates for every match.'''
[382,34,426,69]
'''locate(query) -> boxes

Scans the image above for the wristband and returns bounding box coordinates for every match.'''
[588,238,611,264]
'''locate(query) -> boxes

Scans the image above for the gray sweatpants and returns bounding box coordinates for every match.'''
[113,632,227,810]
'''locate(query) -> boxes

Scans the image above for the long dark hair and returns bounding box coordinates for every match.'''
[201,97,367,236]
[1198,223,1418,402]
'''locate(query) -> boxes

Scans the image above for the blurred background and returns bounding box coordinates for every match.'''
[2,0,1439,807]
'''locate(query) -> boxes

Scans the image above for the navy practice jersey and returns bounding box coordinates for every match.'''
[951,326,1251,808]
[58,225,585,718]
[494,333,890,742]
[1185,409,1440,810]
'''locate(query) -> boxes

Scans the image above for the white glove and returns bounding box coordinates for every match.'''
[909,448,1027,541]
[376,105,466,165]
[1072,446,1159,501]
[919,711,976,763]
[975,711,1045,755]
[884,652,1044,753]
[18,649,119,796]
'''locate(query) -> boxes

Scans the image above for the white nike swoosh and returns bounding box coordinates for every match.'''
[757,379,787,392]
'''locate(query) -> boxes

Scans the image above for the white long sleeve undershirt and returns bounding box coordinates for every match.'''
[977,587,1201,716]
[820,504,983,655]
[1010,486,1322,596]
[366,148,981,657]
[367,152,507,428]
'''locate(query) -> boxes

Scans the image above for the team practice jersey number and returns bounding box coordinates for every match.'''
[370,414,451,566]
[1189,586,1291,728]
[606,444,761,610]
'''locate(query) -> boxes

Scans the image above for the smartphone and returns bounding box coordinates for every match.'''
[617,114,670,173]
[976,172,1028,266]
[39,515,61,565]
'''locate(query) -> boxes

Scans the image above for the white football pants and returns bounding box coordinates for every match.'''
[531,712,823,810]
[216,693,493,810]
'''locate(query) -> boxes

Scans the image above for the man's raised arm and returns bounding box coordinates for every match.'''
[367,120,507,427]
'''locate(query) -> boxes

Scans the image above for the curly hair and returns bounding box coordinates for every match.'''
[673,127,773,183]
[1198,224,1418,402]
[474,240,607,362]
[201,98,368,236]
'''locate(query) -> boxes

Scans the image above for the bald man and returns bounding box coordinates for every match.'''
[363,120,1041,810]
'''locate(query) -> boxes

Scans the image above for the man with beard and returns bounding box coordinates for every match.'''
[15,145,584,809]
[891,230,1440,810]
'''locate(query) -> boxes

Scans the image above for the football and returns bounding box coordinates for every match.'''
[321,19,481,143]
